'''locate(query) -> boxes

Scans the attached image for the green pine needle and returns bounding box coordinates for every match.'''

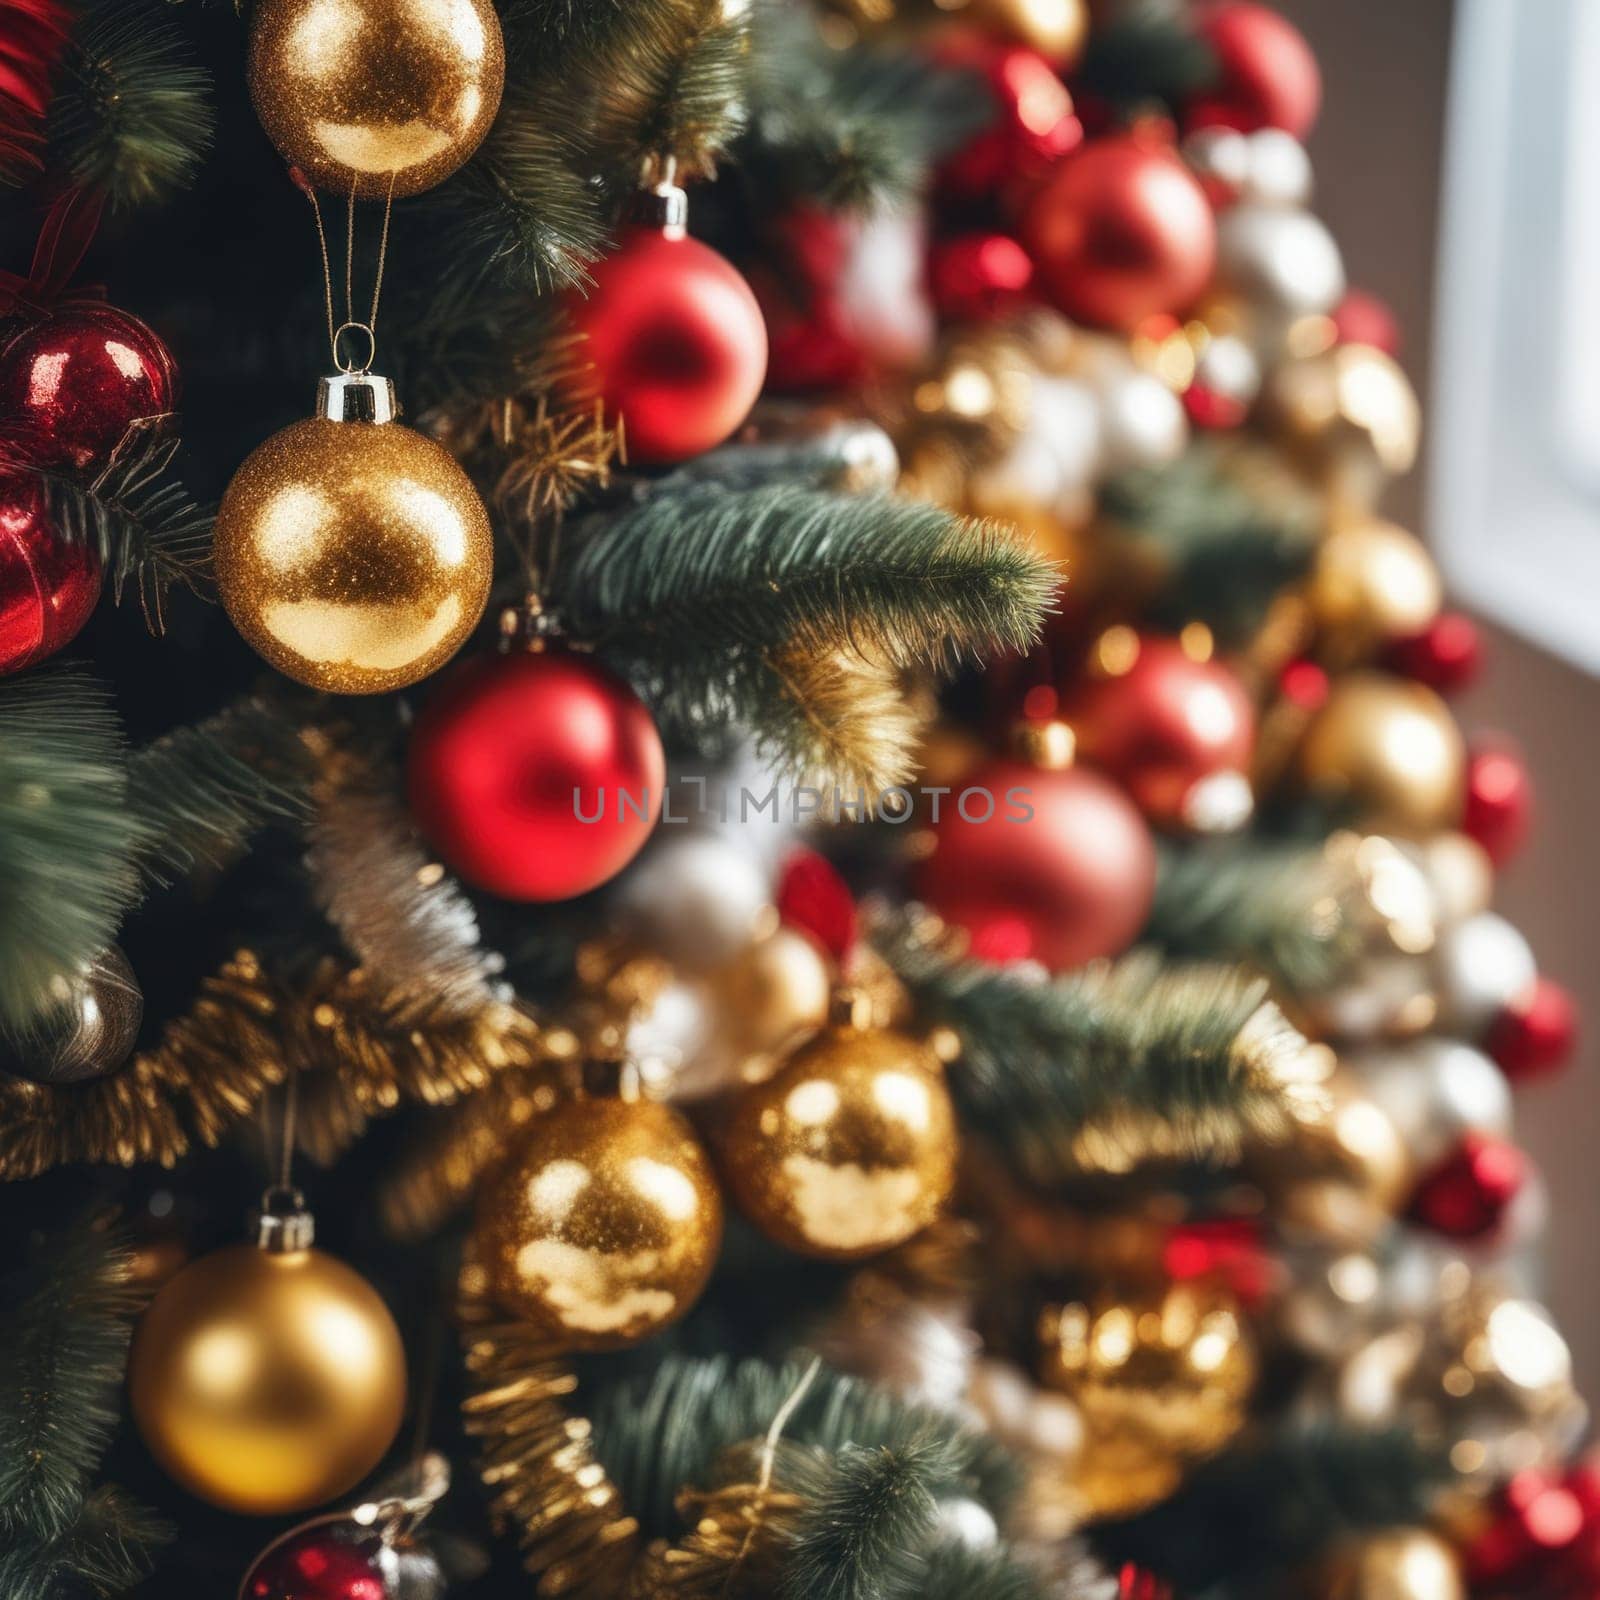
[587,1356,1020,1542]
[877,913,1310,1186]
[0,671,144,1031]
[1074,0,1218,114]
[48,0,213,209]
[0,1485,170,1600]
[560,483,1058,671]
[778,1438,949,1600]
[0,1223,142,1541]
[1092,1424,1454,1592]
[918,1543,1054,1600]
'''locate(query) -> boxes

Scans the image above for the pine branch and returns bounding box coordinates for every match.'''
[655,416,901,495]
[559,483,1057,671]
[778,1438,949,1600]
[36,425,212,630]
[1091,1425,1454,1593]
[1099,442,1318,648]
[0,1485,169,1600]
[740,5,990,210]
[1074,0,1218,115]
[918,1543,1054,1600]
[0,1221,140,1541]
[875,912,1318,1186]
[0,670,143,1031]
[1149,836,1367,997]
[126,698,310,885]
[47,0,212,209]
[587,1356,1020,1543]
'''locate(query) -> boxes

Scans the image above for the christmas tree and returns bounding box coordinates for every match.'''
[0,0,1587,1596]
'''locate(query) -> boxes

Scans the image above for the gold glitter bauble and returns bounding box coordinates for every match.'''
[1321,1530,1465,1600]
[704,927,833,1090]
[474,1096,723,1350]
[214,414,492,694]
[1310,518,1442,661]
[1039,1282,1256,1518]
[1296,672,1465,836]
[247,0,504,198]
[128,1238,406,1514]
[720,1012,958,1260]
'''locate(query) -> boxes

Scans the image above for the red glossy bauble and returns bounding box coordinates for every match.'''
[1188,2,1322,138]
[0,475,101,673]
[1462,739,1532,868]
[0,303,176,473]
[915,751,1156,972]
[1383,611,1481,695]
[1019,135,1217,332]
[564,223,767,464]
[934,39,1081,201]
[1060,635,1256,831]
[1486,977,1579,1085]
[1407,1131,1527,1240]
[1465,1463,1600,1593]
[244,1524,388,1600]
[776,847,857,963]
[409,647,665,902]
[929,232,1036,323]
[1332,288,1402,356]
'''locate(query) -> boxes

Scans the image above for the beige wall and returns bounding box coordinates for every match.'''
[1276,0,1600,1390]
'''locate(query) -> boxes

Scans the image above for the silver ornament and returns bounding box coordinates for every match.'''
[1217,203,1346,320]
[1182,125,1252,199]
[1435,912,1537,1035]
[1095,367,1188,471]
[0,945,142,1085]
[1244,128,1314,208]
[615,832,772,972]
[933,1496,999,1552]
[1350,1038,1513,1170]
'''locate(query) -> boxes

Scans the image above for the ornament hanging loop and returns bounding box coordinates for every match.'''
[332,318,377,375]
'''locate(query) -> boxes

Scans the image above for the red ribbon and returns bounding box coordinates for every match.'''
[0,184,106,318]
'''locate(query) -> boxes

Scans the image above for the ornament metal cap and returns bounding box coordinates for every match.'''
[255,1186,316,1252]
[317,371,398,424]
[1011,718,1076,770]
[628,179,689,239]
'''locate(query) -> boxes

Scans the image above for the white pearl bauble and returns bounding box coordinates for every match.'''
[1218,204,1346,319]
[615,833,771,972]
[1245,129,1314,207]
[1350,1037,1513,1169]
[1096,368,1188,471]
[1436,912,1537,1034]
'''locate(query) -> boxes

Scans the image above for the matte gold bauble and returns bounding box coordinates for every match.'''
[970,0,1090,64]
[128,1224,406,1514]
[1310,518,1441,661]
[247,0,504,198]
[474,1095,723,1350]
[1039,1282,1256,1520]
[720,1008,958,1260]
[1296,672,1465,836]
[214,380,493,694]
[1321,1530,1464,1600]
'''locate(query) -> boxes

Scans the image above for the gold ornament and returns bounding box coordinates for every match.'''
[247,0,504,198]
[720,998,958,1260]
[1296,672,1465,836]
[1039,1282,1257,1520]
[1309,518,1442,662]
[1320,1530,1465,1600]
[1336,1276,1586,1483]
[963,0,1089,62]
[214,376,493,694]
[699,927,834,1094]
[1267,344,1421,510]
[128,1199,406,1514]
[473,1094,723,1350]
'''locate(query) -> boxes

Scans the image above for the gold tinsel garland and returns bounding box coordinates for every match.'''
[0,951,578,1182]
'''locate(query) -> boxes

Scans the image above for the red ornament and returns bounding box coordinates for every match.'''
[564,208,767,465]
[915,746,1156,972]
[1383,611,1482,695]
[1465,1463,1600,1595]
[1188,2,1322,139]
[1407,1131,1527,1239]
[1019,135,1217,332]
[0,0,71,180]
[408,647,665,902]
[1462,739,1533,867]
[1059,634,1256,831]
[1117,1566,1173,1600]
[929,232,1035,324]
[244,1524,389,1600]
[934,40,1082,201]
[1332,288,1402,356]
[777,848,857,963]
[0,302,177,473]
[0,475,101,672]
[1486,977,1579,1085]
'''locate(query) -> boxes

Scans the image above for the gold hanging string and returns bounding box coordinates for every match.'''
[300,174,397,376]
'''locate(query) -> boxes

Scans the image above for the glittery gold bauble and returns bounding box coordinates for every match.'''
[720,1010,958,1260]
[1039,1282,1256,1517]
[1268,344,1420,510]
[128,1233,406,1514]
[1336,1279,1586,1484]
[1296,672,1465,836]
[247,0,504,198]
[474,1095,723,1350]
[1310,518,1442,661]
[214,393,493,694]
[1321,1530,1465,1600]
[701,927,833,1094]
